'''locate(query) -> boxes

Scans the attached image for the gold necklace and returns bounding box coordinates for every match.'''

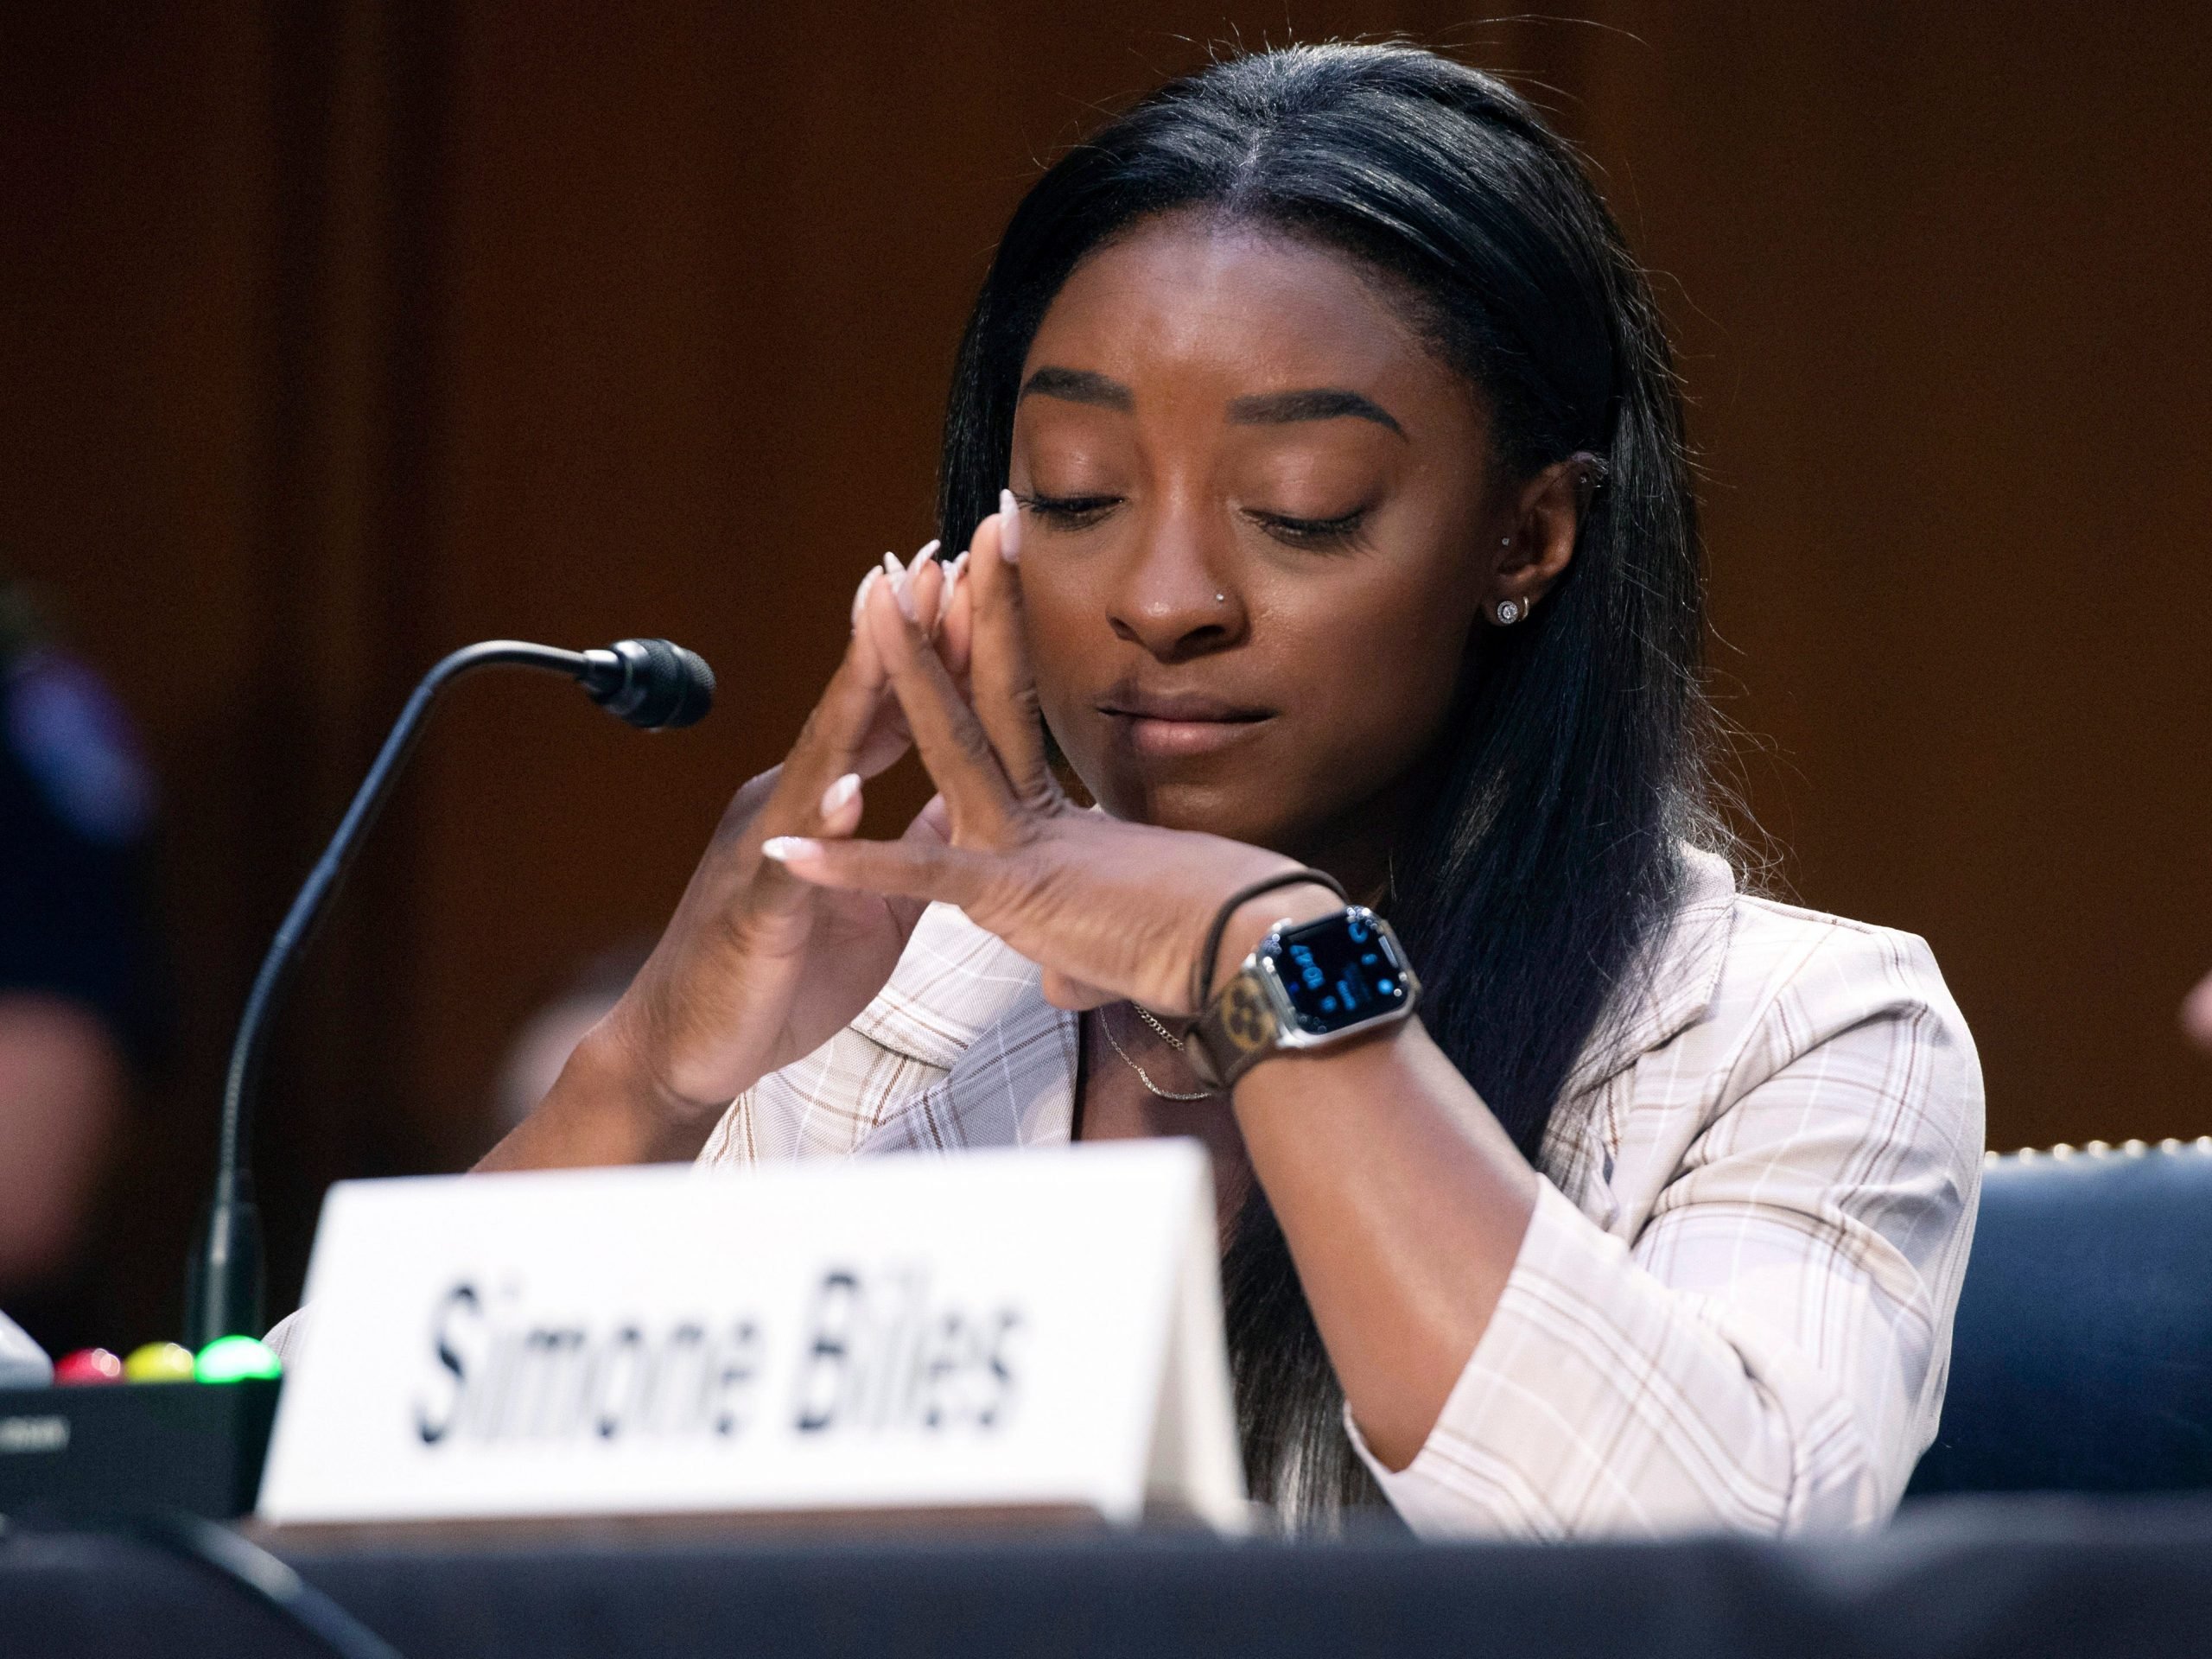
[1096,1002,1218,1102]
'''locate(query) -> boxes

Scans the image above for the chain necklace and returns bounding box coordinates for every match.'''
[1096,1001,1219,1102]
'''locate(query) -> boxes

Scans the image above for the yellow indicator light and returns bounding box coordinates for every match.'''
[122,1341,198,1382]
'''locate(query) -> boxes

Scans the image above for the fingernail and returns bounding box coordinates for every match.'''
[880,550,916,620]
[951,549,969,577]
[761,836,819,862]
[907,537,942,575]
[850,568,880,627]
[819,772,861,816]
[998,489,1021,563]
[935,560,961,627]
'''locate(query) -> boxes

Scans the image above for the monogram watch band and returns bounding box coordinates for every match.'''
[1186,904,1421,1091]
[1189,964,1288,1090]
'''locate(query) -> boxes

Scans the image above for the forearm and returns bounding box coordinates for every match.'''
[1223,933,1537,1471]
[474,1015,718,1170]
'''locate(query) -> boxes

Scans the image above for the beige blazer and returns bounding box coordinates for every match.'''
[701,848,1985,1540]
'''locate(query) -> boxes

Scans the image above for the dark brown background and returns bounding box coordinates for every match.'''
[4,3,2208,1344]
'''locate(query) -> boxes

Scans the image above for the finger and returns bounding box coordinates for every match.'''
[906,543,946,641]
[858,561,1018,830]
[761,831,990,911]
[817,770,863,838]
[901,791,952,847]
[939,553,975,690]
[760,566,899,824]
[747,766,867,910]
[843,555,938,780]
[969,495,1055,806]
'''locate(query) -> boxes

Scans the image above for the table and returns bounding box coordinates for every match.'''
[4,1494,2209,1658]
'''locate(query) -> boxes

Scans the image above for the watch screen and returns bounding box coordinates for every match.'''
[1261,909,1411,1035]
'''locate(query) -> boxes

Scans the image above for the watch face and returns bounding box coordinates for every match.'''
[1259,908,1413,1036]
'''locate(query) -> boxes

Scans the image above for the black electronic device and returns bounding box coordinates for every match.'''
[1190,906,1421,1089]
[185,637,715,1350]
[1262,907,1416,1036]
[0,1379,280,1518]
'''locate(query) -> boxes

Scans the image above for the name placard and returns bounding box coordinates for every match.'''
[257,1141,1247,1532]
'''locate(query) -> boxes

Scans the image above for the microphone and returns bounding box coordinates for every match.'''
[185,638,715,1348]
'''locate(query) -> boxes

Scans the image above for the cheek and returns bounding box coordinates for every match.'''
[1283,577,1475,769]
[1016,574,1100,746]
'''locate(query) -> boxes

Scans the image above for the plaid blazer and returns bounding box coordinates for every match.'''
[699,848,1984,1541]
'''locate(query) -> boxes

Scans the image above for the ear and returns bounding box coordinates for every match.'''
[1488,453,1602,614]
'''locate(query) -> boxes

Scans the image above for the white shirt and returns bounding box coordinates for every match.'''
[699,847,1985,1540]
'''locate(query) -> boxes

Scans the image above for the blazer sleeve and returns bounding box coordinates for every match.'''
[1349,919,1985,1538]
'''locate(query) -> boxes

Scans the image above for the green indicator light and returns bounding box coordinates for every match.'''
[194,1335,283,1384]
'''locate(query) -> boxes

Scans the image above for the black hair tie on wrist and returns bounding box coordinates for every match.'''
[1192,868,1351,1014]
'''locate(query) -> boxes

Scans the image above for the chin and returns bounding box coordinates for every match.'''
[1087,771,1290,848]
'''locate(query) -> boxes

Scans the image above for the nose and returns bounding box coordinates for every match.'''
[1105,507,1244,662]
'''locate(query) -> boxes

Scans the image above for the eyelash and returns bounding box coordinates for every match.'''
[1251,507,1368,550]
[1019,491,1119,529]
[1016,493,1370,551]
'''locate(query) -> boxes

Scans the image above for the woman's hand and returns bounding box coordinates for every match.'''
[761,496,1323,1017]
[762,500,1537,1482]
[482,543,975,1168]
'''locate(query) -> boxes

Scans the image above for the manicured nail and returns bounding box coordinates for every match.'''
[819,772,861,816]
[935,559,962,628]
[849,568,880,628]
[761,836,820,862]
[880,550,916,620]
[998,490,1021,563]
[951,549,969,577]
[906,538,942,575]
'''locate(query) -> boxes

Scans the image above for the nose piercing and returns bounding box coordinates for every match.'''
[1214,593,1226,604]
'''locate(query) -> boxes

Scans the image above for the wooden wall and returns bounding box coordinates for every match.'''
[4,3,2207,1342]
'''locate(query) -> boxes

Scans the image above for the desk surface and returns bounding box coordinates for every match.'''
[4,1494,2210,1659]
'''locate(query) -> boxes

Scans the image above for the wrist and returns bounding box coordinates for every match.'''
[571,998,725,1147]
[1210,880,1344,995]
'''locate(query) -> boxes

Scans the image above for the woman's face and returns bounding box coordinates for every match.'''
[1010,213,1525,868]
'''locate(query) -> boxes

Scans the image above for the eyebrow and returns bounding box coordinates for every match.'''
[1227,387,1405,436]
[1018,366,1134,410]
[1017,368,1406,437]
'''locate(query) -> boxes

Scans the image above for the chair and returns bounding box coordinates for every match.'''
[1907,1137,2212,1495]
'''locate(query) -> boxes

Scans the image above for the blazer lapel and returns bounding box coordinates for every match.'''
[856,970,1079,1155]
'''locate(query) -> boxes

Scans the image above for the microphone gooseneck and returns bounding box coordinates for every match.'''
[186,638,714,1348]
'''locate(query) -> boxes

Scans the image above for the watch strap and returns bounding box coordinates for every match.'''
[1192,868,1349,1012]
[1187,962,1284,1090]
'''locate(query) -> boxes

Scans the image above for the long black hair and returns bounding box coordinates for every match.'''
[937,43,1715,1524]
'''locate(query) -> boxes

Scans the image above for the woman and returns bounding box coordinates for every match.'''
[482,43,1982,1537]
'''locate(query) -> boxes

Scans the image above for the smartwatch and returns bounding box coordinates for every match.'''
[1188,906,1421,1090]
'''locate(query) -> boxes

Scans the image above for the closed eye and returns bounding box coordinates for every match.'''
[1245,506,1370,550]
[1017,490,1122,530]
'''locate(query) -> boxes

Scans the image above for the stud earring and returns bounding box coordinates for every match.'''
[1492,597,1524,626]
[1500,536,1511,546]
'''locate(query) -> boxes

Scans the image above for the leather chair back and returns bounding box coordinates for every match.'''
[1909,1139,2212,1494]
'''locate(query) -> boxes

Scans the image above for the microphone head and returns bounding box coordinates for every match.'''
[582,638,715,729]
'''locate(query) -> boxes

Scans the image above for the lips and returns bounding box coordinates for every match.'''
[1096,686,1274,759]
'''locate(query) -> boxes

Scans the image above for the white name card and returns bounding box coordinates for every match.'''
[257,1141,1247,1533]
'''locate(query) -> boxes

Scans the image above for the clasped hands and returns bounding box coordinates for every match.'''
[593,493,1323,1135]
[766,493,1317,1019]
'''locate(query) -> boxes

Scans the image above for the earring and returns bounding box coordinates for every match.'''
[1492,597,1524,626]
